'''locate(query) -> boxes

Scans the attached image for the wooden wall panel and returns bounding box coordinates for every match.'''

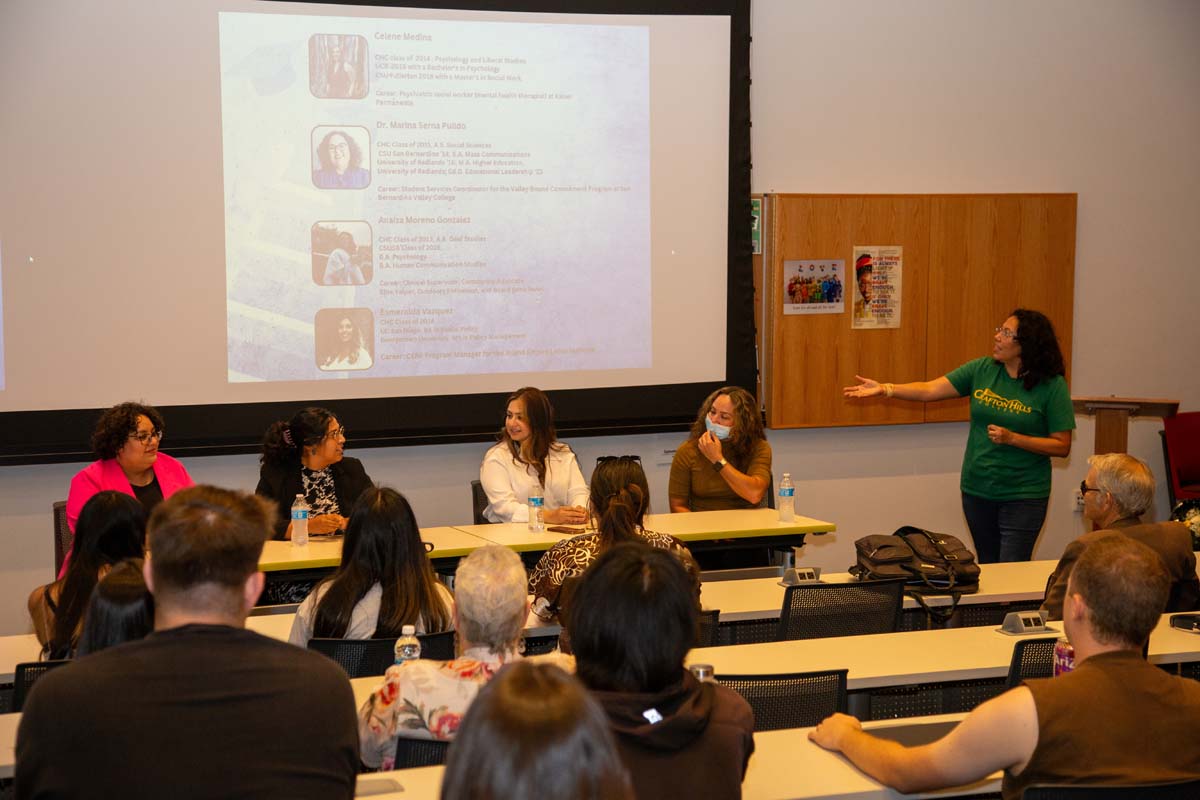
[925,195,1076,423]
[767,195,929,428]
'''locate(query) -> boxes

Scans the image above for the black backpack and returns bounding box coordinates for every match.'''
[850,526,981,621]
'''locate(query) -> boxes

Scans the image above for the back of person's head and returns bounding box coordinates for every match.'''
[314,487,451,637]
[1069,534,1169,649]
[440,662,632,800]
[52,491,147,657]
[1088,452,1155,519]
[146,485,271,616]
[261,406,336,465]
[568,542,696,694]
[454,546,528,654]
[75,558,154,657]
[590,456,649,548]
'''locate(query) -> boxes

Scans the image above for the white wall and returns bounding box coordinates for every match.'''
[1,0,1197,635]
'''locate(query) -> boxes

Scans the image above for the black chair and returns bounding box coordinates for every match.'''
[1023,778,1200,798]
[52,500,70,575]
[470,480,491,525]
[1005,636,1060,688]
[522,633,560,656]
[776,579,905,641]
[308,638,398,678]
[717,669,847,731]
[393,737,451,769]
[696,609,721,647]
[13,660,70,712]
[417,630,457,660]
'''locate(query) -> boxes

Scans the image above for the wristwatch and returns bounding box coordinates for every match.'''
[713,458,728,472]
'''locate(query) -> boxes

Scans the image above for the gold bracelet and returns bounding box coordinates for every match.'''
[884,383,894,398]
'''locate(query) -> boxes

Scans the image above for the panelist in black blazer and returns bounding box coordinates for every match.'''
[256,407,374,540]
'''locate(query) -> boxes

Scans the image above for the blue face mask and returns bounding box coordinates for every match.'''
[705,416,732,441]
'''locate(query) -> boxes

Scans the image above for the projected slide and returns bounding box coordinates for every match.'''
[220,13,650,382]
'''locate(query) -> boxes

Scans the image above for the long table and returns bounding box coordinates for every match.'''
[351,713,999,800]
[259,526,494,572]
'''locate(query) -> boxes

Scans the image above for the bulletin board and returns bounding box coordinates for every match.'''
[761,194,1076,428]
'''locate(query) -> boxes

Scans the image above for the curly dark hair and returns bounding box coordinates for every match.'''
[687,386,765,472]
[1010,309,1066,390]
[261,407,337,466]
[316,129,363,172]
[91,402,165,460]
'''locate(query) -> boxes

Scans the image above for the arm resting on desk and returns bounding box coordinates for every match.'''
[809,687,1038,793]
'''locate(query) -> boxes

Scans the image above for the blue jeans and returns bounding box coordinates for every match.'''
[960,493,1048,563]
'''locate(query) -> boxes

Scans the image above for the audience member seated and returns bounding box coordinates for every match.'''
[810,536,1200,799]
[480,386,588,524]
[61,401,193,575]
[528,455,699,623]
[359,545,528,770]
[75,558,154,656]
[16,486,359,799]
[567,543,755,800]
[256,406,374,539]
[440,661,633,800]
[288,487,453,645]
[1042,452,1199,619]
[28,491,146,658]
[669,386,771,512]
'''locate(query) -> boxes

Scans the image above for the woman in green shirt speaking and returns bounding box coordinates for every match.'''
[844,309,1074,563]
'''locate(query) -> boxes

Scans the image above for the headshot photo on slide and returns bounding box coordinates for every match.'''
[312,126,371,190]
[312,221,373,286]
[316,308,374,372]
[309,33,368,99]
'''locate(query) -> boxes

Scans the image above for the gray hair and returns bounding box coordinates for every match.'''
[455,546,527,654]
[1088,452,1155,519]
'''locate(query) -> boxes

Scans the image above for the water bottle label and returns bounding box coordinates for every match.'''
[291,509,309,520]
[779,488,795,497]
[529,496,544,507]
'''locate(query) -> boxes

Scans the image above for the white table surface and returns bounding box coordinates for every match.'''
[260,526,491,571]
[351,714,998,800]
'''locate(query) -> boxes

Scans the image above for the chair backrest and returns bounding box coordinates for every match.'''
[393,737,451,769]
[717,669,847,731]
[470,480,491,525]
[696,608,721,647]
[1023,778,1200,799]
[777,579,905,641]
[1163,412,1200,504]
[13,659,70,712]
[522,633,561,656]
[307,638,398,678]
[52,500,70,575]
[417,630,457,661]
[1005,636,1060,688]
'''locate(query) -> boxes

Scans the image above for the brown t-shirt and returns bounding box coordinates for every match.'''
[668,438,772,512]
[1003,650,1200,799]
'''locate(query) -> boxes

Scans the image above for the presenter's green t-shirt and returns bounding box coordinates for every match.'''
[945,357,1075,501]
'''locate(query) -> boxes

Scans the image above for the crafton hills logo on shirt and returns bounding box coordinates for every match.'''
[972,388,1033,415]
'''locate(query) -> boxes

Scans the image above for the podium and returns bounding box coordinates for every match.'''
[1072,396,1179,455]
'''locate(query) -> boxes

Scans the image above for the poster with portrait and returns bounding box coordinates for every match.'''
[850,246,902,329]
[783,260,845,315]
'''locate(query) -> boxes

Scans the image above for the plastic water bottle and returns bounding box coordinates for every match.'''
[528,493,545,532]
[777,473,795,523]
[291,494,309,546]
[394,624,421,665]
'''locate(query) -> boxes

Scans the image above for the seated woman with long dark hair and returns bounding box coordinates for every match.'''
[75,558,154,657]
[288,487,452,644]
[527,456,697,623]
[28,492,146,659]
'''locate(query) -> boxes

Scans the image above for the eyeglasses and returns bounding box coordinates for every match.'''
[994,326,1019,341]
[1080,480,1102,496]
[596,455,641,464]
[326,143,349,154]
[325,427,347,440]
[129,429,163,445]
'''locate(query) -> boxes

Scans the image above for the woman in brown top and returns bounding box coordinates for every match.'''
[668,386,772,512]
[528,456,697,623]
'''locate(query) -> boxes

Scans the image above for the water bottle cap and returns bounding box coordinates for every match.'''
[782,473,791,479]
[401,624,416,636]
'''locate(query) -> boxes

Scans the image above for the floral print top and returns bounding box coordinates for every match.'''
[301,465,340,516]
[358,646,519,770]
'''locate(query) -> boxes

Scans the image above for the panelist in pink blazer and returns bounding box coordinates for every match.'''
[61,402,193,576]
